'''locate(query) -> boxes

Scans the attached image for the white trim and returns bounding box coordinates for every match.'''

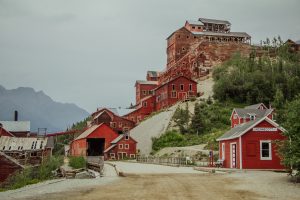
[125,144,129,149]
[119,144,123,149]
[260,140,272,160]
[110,153,116,159]
[221,143,225,160]
[239,136,243,169]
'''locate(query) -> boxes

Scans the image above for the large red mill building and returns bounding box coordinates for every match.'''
[123,17,250,123]
[217,103,286,169]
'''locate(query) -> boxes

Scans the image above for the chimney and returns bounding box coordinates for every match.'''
[14,110,18,121]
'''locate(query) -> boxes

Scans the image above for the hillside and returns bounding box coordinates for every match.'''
[0,85,89,132]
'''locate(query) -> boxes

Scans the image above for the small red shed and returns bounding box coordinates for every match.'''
[217,104,286,170]
[104,133,137,160]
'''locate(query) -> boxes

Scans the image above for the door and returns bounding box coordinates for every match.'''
[231,143,237,168]
[178,92,187,101]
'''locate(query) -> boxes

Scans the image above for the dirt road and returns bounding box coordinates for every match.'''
[1,162,300,200]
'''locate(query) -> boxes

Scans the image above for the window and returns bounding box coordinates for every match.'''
[40,141,43,149]
[110,153,115,159]
[142,90,147,95]
[171,91,177,98]
[125,144,129,149]
[119,144,123,149]
[198,27,201,29]
[119,122,123,128]
[260,141,272,160]
[2,146,5,150]
[182,47,185,51]
[31,152,37,157]
[178,35,181,38]
[111,122,116,128]
[130,154,136,159]
[149,90,153,95]
[125,135,129,140]
[186,36,189,39]
[9,146,11,150]
[180,84,184,91]
[31,141,35,149]
[192,26,195,29]
[233,114,238,119]
[189,84,192,91]
[143,102,147,107]
[250,115,255,120]
[172,84,175,91]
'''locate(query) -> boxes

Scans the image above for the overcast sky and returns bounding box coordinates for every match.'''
[1,0,299,113]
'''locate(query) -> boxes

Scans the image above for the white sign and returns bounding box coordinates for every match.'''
[253,127,277,132]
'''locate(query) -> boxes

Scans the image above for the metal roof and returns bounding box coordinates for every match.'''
[217,116,285,141]
[104,144,116,153]
[244,103,267,109]
[234,108,272,119]
[192,31,251,38]
[111,134,124,144]
[0,121,30,132]
[74,124,101,140]
[0,136,48,151]
[199,18,231,25]
[186,20,204,26]
[295,40,300,45]
[147,71,159,77]
[135,80,158,85]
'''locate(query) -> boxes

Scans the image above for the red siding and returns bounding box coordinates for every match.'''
[136,83,157,105]
[241,120,285,169]
[105,137,137,160]
[219,138,240,169]
[70,124,119,157]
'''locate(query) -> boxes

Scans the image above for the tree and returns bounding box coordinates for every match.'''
[173,103,190,134]
[279,95,300,177]
[190,103,206,134]
[273,88,284,109]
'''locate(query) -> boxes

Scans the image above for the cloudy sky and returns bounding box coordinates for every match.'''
[1,0,299,113]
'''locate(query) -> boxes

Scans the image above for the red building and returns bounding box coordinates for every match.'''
[155,75,197,110]
[217,103,286,169]
[135,80,158,105]
[70,123,136,160]
[91,108,135,134]
[104,133,137,160]
[124,95,156,124]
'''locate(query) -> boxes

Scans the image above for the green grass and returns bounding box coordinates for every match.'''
[68,156,86,169]
[1,155,63,191]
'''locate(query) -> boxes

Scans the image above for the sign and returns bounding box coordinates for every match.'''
[253,127,277,132]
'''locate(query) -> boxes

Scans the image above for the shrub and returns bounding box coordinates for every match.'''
[69,156,86,169]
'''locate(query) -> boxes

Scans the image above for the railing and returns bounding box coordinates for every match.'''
[137,156,190,167]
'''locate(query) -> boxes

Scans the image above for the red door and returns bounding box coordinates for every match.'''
[231,144,237,168]
[178,92,187,101]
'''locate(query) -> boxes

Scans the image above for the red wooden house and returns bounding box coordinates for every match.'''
[104,133,137,160]
[217,103,286,170]
[155,75,197,110]
[135,80,158,105]
[91,108,135,134]
[70,123,137,160]
[123,95,156,124]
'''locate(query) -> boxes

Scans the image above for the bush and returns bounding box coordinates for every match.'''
[2,155,63,191]
[69,156,86,169]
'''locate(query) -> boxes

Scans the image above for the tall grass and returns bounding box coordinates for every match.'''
[1,155,63,191]
[68,156,86,169]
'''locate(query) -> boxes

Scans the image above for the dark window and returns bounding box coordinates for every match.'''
[189,84,192,91]
[192,26,195,29]
[3,146,5,150]
[172,84,175,91]
[125,135,129,140]
[180,84,184,91]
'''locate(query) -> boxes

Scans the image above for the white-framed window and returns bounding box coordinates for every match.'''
[125,135,129,140]
[125,144,129,149]
[233,114,238,119]
[250,114,256,121]
[172,84,175,91]
[143,102,147,107]
[130,154,136,159]
[221,143,225,160]
[110,153,115,159]
[260,140,272,160]
[171,91,177,98]
[119,144,123,149]
[142,90,147,95]
[111,122,116,128]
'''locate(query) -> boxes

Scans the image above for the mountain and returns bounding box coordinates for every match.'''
[0,85,89,133]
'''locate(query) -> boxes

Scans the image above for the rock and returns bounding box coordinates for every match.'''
[75,171,94,179]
